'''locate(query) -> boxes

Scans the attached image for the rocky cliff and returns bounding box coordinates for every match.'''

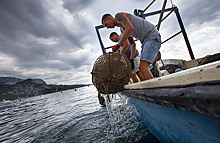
[0,78,53,101]
[0,77,91,102]
[0,77,45,85]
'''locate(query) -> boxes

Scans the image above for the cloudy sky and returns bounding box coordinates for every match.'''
[0,0,220,84]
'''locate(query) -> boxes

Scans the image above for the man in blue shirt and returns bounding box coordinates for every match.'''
[109,32,144,83]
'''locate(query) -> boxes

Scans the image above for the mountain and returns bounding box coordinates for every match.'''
[0,77,91,102]
[0,78,49,101]
[0,77,23,85]
[0,77,45,85]
[32,78,45,84]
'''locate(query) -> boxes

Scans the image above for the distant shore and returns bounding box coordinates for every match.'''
[0,77,91,102]
[0,85,90,103]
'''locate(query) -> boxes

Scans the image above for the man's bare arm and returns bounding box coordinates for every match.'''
[128,37,136,60]
[120,39,129,54]
[116,13,128,26]
[115,13,134,46]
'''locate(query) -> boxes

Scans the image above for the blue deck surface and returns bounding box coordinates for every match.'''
[127,96,220,143]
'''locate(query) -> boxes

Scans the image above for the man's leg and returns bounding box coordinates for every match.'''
[131,74,139,83]
[136,71,144,81]
[139,35,161,81]
[139,60,153,80]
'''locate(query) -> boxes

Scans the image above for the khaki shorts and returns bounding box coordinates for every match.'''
[132,55,140,74]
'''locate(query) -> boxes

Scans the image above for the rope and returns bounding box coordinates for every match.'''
[170,0,175,7]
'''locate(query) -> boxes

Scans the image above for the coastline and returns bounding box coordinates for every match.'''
[0,78,91,103]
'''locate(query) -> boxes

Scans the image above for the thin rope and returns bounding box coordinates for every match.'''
[170,0,175,7]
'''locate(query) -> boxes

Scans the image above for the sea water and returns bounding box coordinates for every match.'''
[0,86,160,143]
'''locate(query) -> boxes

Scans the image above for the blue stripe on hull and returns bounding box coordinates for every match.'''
[127,96,220,143]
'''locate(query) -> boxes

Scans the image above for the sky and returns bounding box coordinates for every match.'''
[0,0,220,85]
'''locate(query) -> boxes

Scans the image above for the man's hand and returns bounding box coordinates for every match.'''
[130,59,135,70]
[112,44,120,52]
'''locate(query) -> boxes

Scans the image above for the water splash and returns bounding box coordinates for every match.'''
[102,93,149,142]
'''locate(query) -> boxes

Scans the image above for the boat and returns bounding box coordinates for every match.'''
[123,60,220,142]
[94,0,220,142]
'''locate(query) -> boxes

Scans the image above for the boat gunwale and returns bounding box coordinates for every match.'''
[122,80,220,119]
[124,60,220,89]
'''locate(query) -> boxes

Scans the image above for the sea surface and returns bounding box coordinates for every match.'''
[0,86,160,143]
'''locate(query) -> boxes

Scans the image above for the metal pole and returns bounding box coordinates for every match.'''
[175,9,195,59]
[95,25,105,54]
[105,46,114,50]
[161,31,182,44]
[141,11,145,19]
[143,7,176,17]
[155,10,174,28]
[157,0,167,30]
[143,0,156,13]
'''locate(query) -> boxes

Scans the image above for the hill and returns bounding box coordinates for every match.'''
[0,77,91,102]
[0,77,45,85]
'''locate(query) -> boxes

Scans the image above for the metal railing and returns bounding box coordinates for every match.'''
[95,0,195,59]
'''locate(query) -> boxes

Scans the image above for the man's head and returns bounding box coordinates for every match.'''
[101,14,116,29]
[109,32,119,42]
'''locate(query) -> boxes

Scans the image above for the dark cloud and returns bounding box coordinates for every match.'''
[0,1,84,48]
[0,69,40,80]
[0,70,22,78]
[178,0,220,26]
[62,0,91,13]
[148,0,220,43]
[0,0,93,74]
[0,0,48,39]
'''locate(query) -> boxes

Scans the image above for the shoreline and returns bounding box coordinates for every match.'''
[0,84,91,103]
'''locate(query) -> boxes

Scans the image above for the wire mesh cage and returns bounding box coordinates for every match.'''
[92,52,132,94]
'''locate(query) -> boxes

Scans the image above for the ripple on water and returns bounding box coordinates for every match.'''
[0,86,160,143]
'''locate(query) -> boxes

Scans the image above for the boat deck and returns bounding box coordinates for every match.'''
[123,61,220,118]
